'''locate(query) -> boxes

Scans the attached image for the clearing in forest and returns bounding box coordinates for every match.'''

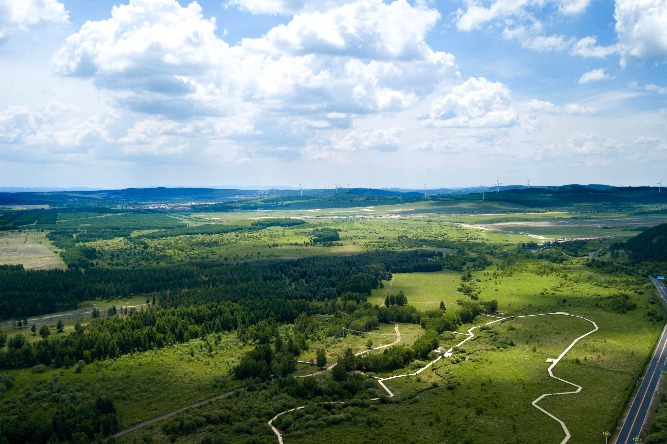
[0,231,64,270]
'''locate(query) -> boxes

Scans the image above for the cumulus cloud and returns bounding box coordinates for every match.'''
[304,127,401,161]
[0,103,121,163]
[578,68,610,84]
[0,103,71,144]
[571,36,619,58]
[566,133,620,155]
[456,0,591,32]
[427,77,518,128]
[53,0,457,131]
[246,0,440,60]
[0,0,68,39]
[502,25,572,52]
[52,0,236,117]
[615,0,667,63]
[227,0,359,15]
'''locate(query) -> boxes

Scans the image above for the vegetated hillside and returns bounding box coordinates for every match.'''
[455,185,667,209]
[623,223,667,262]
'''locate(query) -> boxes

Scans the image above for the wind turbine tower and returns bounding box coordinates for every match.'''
[424,183,427,198]
[495,180,502,193]
[299,184,303,196]
[526,179,531,188]
[481,185,486,201]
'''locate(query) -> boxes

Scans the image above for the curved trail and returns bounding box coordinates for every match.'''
[270,324,401,443]
[270,313,598,444]
[523,313,599,444]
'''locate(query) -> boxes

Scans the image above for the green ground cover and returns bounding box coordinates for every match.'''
[0,231,64,270]
[2,195,667,443]
[369,271,462,310]
[0,333,247,430]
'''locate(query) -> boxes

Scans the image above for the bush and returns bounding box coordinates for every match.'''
[31,364,47,373]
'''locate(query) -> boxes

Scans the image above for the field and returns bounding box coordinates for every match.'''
[1,189,667,443]
[369,271,462,310]
[0,231,64,270]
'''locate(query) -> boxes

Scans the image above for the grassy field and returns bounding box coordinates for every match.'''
[369,271,462,310]
[0,231,64,270]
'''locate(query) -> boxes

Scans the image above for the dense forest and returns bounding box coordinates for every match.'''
[622,223,667,262]
[0,250,443,319]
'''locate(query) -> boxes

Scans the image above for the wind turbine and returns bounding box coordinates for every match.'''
[526,179,531,188]
[481,185,486,201]
[658,180,663,193]
[495,180,502,193]
[423,183,427,198]
[299,184,303,196]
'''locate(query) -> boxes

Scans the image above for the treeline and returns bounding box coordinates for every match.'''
[0,209,57,230]
[312,228,340,243]
[0,250,442,319]
[420,299,498,333]
[0,303,246,369]
[136,217,307,240]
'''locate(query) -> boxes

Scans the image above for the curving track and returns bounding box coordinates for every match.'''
[269,312,597,444]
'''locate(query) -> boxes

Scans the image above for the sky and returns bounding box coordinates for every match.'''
[0,0,666,189]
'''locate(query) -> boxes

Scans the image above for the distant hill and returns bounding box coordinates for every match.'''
[624,223,667,262]
[0,184,665,210]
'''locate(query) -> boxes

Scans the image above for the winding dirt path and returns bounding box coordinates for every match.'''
[269,324,402,443]
[270,312,598,444]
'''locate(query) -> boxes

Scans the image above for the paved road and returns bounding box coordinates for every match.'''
[615,278,667,444]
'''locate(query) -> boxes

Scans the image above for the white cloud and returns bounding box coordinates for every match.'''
[53,0,235,117]
[304,127,401,161]
[571,36,619,58]
[563,103,598,114]
[456,0,591,32]
[558,0,592,14]
[578,68,610,84]
[0,103,71,144]
[566,133,621,155]
[0,103,122,163]
[0,0,68,39]
[227,0,360,15]
[502,25,572,52]
[643,83,667,94]
[524,99,559,113]
[615,0,667,63]
[244,0,440,60]
[53,0,457,133]
[427,77,518,128]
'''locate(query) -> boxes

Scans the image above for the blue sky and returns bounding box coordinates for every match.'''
[0,0,666,189]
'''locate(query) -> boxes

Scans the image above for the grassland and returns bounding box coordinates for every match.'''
[0,231,64,270]
[280,265,662,444]
[369,271,462,310]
